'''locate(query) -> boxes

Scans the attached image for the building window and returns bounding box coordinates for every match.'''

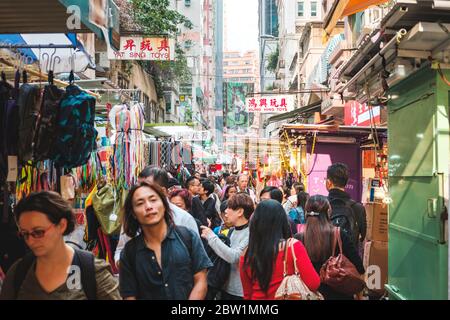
[118,73,129,89]
[298,1,304,17]
[143,94,151,122]
[311,1,317,17]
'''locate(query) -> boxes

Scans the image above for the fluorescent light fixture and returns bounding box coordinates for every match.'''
[315,136,357,144]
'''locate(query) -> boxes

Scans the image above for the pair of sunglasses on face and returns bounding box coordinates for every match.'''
[18,224,54,240]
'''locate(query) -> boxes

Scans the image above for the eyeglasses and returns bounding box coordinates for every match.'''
[18,224,54,240]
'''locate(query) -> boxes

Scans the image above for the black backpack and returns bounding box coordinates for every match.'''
[33,84,64,161]
[206,228,234,291]
[13,248,97,300]
[329,198,359,247]
[17,82,41,164]
[1,70,20,159]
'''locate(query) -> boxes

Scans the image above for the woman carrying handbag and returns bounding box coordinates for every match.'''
[240,200,320,300]
[294,195,365,300]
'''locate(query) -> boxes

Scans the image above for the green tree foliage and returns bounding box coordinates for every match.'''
[267,46,279,73]
[130,0,193,97]
[131,0,193,36]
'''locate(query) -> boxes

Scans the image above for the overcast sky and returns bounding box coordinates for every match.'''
[225,0,259,53]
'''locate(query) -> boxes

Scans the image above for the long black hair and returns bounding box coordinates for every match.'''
[303,195,334,264]
[243,199,291,293]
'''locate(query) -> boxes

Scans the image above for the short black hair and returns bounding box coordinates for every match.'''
[269,189,283,204]
[327,163,349,188]
[202,180,215,196]
[139,166,170,189]
[14,191,75,236]
[185,176,199,189]
[168,178,180,189]
[260,186,278,198]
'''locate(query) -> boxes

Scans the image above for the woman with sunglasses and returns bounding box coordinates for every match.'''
[0,191,120,300]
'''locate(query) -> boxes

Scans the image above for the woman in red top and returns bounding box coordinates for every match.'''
[240,199,320,300]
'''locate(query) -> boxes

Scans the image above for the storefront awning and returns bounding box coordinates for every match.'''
[324,0,390,39]
[0,1,121,49]
[0,33,94,73]
[264,101,322,128]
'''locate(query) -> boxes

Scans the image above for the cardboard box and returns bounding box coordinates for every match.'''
[364,240,388,296]
[364,203,389,242]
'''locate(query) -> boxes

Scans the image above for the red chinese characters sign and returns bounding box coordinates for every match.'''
[108,37,175,61]
[245,95,294,113]
[344,101,381,127]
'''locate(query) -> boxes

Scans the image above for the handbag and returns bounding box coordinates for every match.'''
[91,184,128,235]
[274,238,324,300]
[319,227,366,296]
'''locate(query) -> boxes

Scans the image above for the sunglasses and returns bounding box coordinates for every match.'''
[18,224,54,240]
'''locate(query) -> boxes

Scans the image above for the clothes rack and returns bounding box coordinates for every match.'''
[0,52,100,99]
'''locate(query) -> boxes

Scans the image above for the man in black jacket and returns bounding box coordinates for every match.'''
[326,163,367,256]
[186,176,208,226]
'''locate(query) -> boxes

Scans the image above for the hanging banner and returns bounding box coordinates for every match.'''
[224,82,254,133]
[245,95,295,113]
[344,101,380,126]
[108,36,175,60]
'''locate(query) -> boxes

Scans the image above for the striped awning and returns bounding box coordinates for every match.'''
[0,33,94,73]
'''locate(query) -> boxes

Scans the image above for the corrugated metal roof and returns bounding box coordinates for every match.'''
[0,0,91,34]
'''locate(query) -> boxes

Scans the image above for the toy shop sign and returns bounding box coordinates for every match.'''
[245,95,295,113]
[108,36,175,60]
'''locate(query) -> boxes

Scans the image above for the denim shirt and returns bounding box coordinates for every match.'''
[119,225,212,300]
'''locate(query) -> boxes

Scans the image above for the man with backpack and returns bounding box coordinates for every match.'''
[326,163,367,256]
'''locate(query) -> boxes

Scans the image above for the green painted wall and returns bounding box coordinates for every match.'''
[386,67,449,300]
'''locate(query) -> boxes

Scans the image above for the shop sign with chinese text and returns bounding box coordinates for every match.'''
[108,36,175,60]
[344,101,380,127]
[245,95,295,113]
[174,131,211,141]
